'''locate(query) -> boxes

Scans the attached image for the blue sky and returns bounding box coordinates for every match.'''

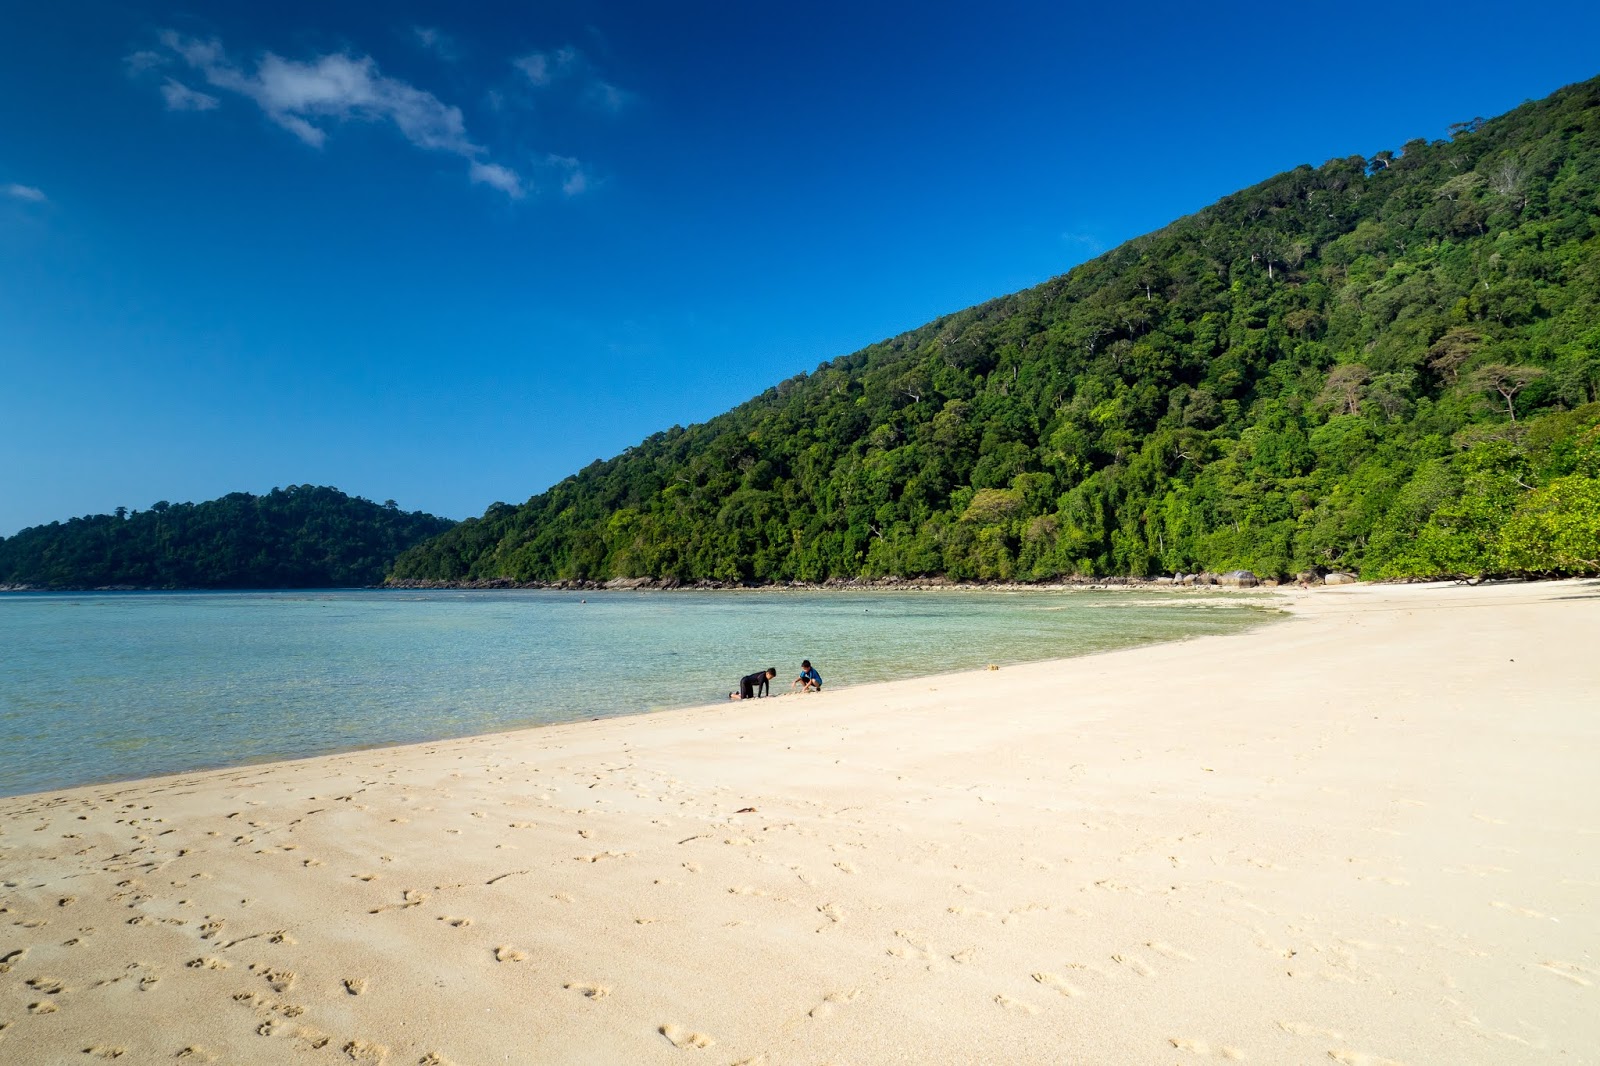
[3,2,1598,535]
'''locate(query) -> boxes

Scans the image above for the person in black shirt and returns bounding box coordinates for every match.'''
[730,667,777,700]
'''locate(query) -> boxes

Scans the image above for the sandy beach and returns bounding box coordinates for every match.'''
[2,580,1596,1064]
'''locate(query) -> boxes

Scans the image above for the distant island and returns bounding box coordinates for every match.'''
[0,486,456,590]
[391,75,1600,586]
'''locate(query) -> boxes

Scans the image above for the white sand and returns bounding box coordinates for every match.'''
[2,580,1597,1064]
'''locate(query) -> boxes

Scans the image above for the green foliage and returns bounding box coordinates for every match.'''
[0,486,456,589]
[393,76,1600,585]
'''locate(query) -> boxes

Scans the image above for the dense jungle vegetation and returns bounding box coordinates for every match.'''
[0,486,456,589]
[394,76,1600,585]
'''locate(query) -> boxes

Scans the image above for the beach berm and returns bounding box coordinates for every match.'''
[1,580,1595,1063]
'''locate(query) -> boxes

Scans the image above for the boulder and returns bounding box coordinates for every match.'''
[1193,572,1219,586]
[1218,570,1259,588]
[1324,572,1359,585]
[1152,576,1175,585]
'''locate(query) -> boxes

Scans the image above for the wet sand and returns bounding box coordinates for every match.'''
[2,579,1596,1064]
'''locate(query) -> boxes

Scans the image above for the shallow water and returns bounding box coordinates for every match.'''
[0,589,1277,797]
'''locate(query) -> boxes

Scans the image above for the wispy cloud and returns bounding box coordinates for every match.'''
[513,47,577,87]
[469,161,523,198]
[545,154,589,197]
[124,49,165,75]
[4,183,47,203]
[513,45,628,113]
[160,78,219,112]
[135,32,521,196]
[412,26,458,62]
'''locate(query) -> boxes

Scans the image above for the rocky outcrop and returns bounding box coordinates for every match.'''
[1218,570,1259,588]
[1324,572,1359,585]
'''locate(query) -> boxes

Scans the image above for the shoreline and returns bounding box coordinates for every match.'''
[1,586,1286,802]
[2,579,1595,1063]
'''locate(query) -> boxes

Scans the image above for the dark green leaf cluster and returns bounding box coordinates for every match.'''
[393,76,1600,584]
[0,486,456,589]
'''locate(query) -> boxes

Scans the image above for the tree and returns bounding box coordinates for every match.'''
[1469,364,1547,422]
[1426,328,1481,383]
[1317,365,1371,415]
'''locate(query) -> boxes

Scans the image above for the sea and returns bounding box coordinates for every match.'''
[0,588,1278,798]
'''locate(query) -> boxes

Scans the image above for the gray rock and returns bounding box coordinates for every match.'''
[1218,570,1259,588]
[1323,571,1359,585]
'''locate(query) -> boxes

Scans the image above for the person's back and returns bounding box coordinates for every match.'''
[732,667,777,700]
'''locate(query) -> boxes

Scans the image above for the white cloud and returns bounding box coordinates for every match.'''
[514,45,626,112]
[124,49,166,75]
[545,154,588,197]
[513,46,577,87]
[146,31,521,196]
[584,80,627,113]
[470,161,523,198]
[160,78,219,112]
[4,183,46,203]
[412,26,459,62]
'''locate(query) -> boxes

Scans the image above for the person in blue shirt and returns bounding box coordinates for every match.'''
[791,660,822,693]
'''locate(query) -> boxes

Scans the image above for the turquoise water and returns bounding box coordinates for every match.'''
[0,589,1276,797]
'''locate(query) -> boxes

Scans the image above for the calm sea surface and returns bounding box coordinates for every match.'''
[0,589,1277,797]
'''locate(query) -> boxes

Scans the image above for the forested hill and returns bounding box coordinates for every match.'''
[0,487,457,589]
[393,76,1600,585]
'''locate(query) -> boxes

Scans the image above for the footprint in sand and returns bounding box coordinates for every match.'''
[994,994,1040,1015]
[1032,971,1082,997]
[808,989,861,1019]
[419,1054,459,1066]
[1169,1037,1245,1058]
[494,946,528,963]
[1328,1051,1405,1066]
[1538,960,1595,986]
[341,1039,388,1063]
[565,981,611,999]
[887,930,935,963]
[249,964,296,993]
[26,975,66,994]
[369,889,428,914]
[344,978,367,995]
[951,948,977,964]
[175,1048,219,1062]
[1147,941,1196,962]
[1111,953,1156,977]
[817,901,844,925]
[28,1001,59,1014]
[439,916,474,928]
[659,1024,713,1049]
[83,1045,127,1059]
[187,956,229,970]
